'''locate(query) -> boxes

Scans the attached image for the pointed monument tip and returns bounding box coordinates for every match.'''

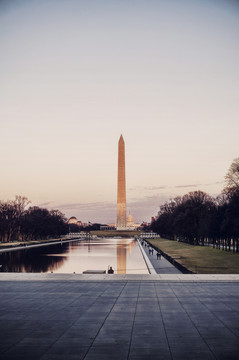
[119,134,124,142]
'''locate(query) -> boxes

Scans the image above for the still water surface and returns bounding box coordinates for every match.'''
[0,238,148,274]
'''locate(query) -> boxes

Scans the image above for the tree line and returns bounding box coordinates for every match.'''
[151,158,239,252]
[0,196,68,242]
[68,223,101,233]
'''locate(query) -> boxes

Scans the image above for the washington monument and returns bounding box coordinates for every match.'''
[117,135,126,229]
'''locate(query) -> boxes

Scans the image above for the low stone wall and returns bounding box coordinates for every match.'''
[0,237,82,253]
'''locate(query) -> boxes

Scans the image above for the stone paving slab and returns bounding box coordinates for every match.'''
[1,273,239,281]
[0,274,239,359]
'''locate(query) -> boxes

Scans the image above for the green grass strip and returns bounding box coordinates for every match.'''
[148,238,239,274]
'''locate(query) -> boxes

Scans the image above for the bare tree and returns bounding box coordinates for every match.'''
[0,196,30,242]
[224,158,239,195]
[14,196,31,214]
[0,201,18,242]
[13,196,31,241]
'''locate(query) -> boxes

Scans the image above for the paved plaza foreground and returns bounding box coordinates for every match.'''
[0,273,239,360]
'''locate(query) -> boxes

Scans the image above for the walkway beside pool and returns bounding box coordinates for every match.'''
[138,240,182,274]
[1,273,239,360]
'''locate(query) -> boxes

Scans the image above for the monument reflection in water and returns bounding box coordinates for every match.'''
[0,238,148,274]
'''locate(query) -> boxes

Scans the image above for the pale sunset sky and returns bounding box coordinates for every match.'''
[0,0,238,223]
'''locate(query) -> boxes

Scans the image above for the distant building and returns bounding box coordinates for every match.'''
[126,213,134,229]
[68,217,78,224]
[67,217,87,228]
[140,232,159,238]
[100,224,116,231]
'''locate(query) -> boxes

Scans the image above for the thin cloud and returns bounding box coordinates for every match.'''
[38,181,224,223]
[205,181,224,186]
[175,184,200,188]
[174,181,224,189]
[57,201,116,212]
[129,186,167,192]
[46,197,163,223]
[38,201,54,207]
[129,181,223,193]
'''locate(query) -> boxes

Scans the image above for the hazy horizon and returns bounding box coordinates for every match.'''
[1,0,238,223]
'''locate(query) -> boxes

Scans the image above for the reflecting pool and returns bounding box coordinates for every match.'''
[0,238,149,274]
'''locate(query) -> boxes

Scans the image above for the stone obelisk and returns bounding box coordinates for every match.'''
[117,135,126,229]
